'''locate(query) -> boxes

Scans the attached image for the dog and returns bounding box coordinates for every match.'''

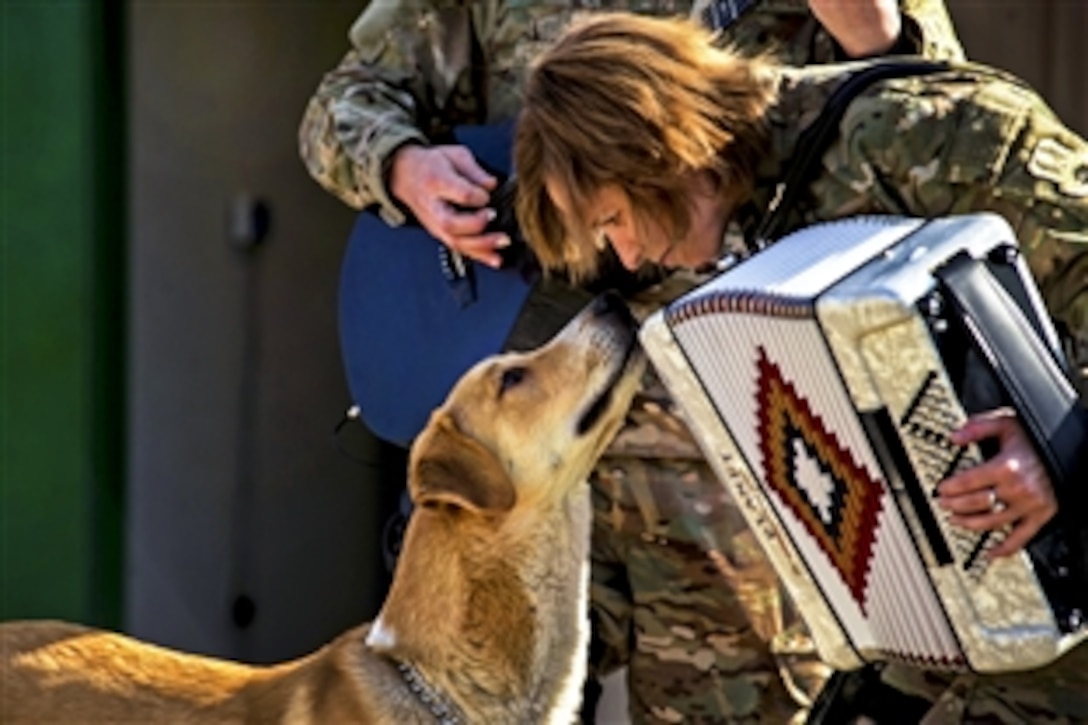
[0,292,644,724]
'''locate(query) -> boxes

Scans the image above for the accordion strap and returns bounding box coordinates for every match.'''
[935,250,1088,606]
[754,59,949,248]
[933,251,1088,489]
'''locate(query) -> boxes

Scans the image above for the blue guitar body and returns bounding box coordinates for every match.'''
[337,122,534,447]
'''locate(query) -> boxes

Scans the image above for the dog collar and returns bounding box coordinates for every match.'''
[396,660,463,725]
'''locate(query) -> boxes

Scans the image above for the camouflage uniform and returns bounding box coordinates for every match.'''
[299,0,689,223]
[728,59,1088,723]
[744,60,1088,382]
[705,0,963,65]
[915,644,1088,725]
[297,3,965,722]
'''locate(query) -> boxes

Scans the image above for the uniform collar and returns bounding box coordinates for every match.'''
[742,63,866,243]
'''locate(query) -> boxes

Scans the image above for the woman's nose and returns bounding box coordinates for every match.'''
[607,232,643,271]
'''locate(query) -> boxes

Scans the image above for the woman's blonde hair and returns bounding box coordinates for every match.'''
[515,12,777,280]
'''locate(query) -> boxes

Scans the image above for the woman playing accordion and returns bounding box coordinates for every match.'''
[514,12,1088,722]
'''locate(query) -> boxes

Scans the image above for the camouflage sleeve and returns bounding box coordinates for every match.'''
[299,0,690,222]
[586,477,635,679]
[298,1,495,224]
[706,0,964,64]
[818,67,1088,373]
[899,0,965,62]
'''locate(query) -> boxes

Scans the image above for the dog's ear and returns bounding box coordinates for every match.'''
[410,413,516,513]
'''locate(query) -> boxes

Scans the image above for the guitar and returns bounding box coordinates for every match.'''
[337,115,672,448]
[336,2,769,448]
[337,122,543,448]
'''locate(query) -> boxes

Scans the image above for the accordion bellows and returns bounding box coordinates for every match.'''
[640,213,1086,673]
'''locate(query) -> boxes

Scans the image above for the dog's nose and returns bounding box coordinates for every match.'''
[591,291,636,327]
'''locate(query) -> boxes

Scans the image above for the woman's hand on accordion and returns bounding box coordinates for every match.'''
[936,407,1058,558]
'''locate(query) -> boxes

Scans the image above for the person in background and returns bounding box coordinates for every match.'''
[514,12,1088,722]
[298,2,964,721]
[298,0,964,270]
[708,0,962,64]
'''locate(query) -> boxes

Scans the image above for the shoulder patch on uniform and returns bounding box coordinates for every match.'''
[1027,137,1088,198]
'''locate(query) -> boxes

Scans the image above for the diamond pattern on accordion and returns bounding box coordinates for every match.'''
[754,347,884,613]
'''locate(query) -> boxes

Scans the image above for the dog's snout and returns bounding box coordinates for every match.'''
[590,291,635,327]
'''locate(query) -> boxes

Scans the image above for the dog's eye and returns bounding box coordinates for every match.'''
[498,366,527,395]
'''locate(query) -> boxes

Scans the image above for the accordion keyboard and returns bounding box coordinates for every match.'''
[896,370,1007,578]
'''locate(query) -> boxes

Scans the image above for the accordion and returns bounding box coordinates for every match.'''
[640,213,1087,673]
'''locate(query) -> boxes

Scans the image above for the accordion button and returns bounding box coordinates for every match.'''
[1067,609,1083,630]
[988,245,1018,265]
[921,292,944,318]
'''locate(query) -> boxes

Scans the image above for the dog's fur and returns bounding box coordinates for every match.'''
[0,294,644,724]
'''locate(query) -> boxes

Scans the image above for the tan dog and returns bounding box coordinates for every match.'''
[0,293,645,724]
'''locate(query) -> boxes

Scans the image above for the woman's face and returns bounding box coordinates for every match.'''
[546,172,730,272]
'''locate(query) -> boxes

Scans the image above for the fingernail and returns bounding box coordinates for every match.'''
[484,208,497,222]
[494,234,511,248]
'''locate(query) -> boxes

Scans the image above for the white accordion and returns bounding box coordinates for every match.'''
[640,213,1087,673]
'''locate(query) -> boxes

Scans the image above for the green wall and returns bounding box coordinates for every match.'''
[0,0,125,628]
